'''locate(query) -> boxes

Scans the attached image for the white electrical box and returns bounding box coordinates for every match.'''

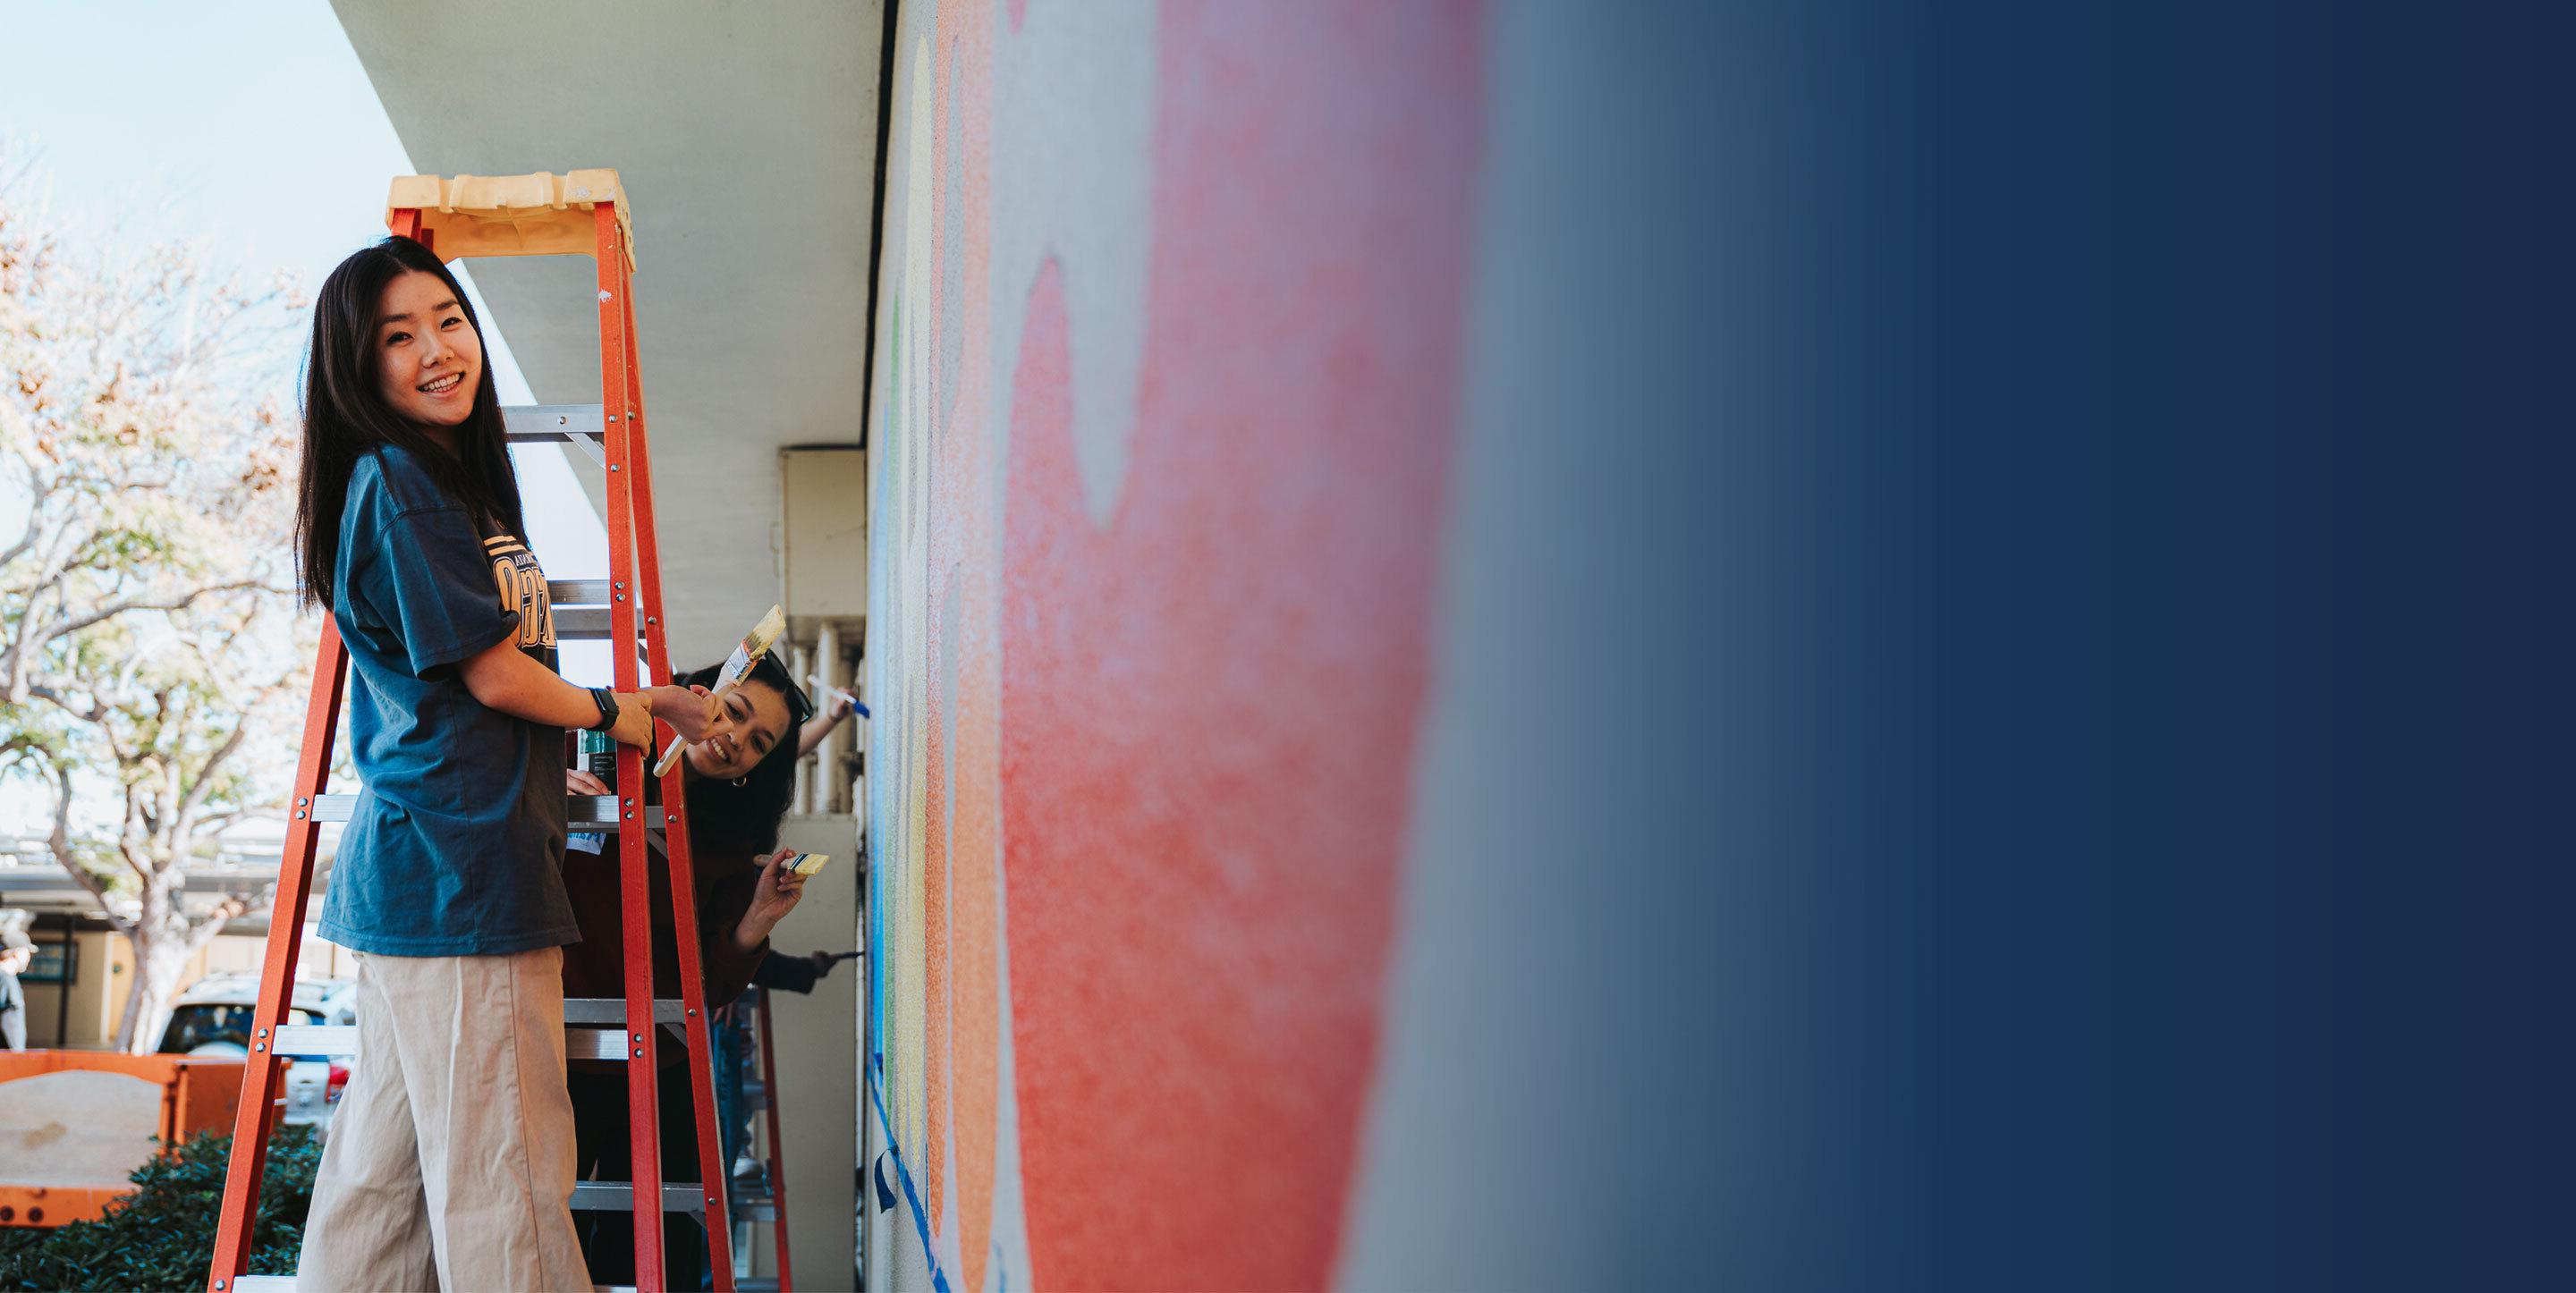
[780,447,867,630]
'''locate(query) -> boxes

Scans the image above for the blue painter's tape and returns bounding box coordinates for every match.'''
[869,1072,954,1293]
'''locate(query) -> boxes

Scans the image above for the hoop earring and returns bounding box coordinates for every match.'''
[733,775,748,788]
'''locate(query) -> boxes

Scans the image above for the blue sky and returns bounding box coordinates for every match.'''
[1,1,619,831]
[1,0,608,582]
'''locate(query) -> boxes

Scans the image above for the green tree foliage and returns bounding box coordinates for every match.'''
[0,1127,320,1291]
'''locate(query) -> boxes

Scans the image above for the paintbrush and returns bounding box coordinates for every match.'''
[654,604,786,775]
[807,672,873,719]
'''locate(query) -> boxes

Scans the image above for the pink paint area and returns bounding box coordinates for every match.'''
[924,5,1004,1292]
[1000,3,1483,1288]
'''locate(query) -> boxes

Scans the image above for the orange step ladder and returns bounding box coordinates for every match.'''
[205,171,741,1293]
[741,987,797,1290]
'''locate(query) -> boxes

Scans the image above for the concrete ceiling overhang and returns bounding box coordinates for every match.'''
[330,0,885,665]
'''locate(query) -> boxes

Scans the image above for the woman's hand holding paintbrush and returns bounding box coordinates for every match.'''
[733,847,812,953]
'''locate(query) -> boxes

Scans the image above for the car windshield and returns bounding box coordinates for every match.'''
[157,1003,320,1052]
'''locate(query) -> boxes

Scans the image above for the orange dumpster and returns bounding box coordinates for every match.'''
[0,1051,247,1228]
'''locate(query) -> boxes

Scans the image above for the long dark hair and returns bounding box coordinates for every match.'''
[293,236,525,608]
[676,655,814,857]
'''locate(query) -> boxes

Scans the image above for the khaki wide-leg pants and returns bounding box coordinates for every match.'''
[297,947,589,1292]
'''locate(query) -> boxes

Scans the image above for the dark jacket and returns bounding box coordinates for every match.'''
[751,949,823,994]
[559,816,769,1069]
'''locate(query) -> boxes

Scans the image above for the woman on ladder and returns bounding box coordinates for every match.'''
[291,235,731,1292]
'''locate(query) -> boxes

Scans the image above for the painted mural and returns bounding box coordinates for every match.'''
[864,1,1481,1288]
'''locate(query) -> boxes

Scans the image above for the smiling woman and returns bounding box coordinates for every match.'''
[286,235,729,1292]
[555,650,813,1285]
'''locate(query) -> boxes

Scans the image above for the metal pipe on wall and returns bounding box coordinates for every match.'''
[791,643,816,816]
[817,621,845,814]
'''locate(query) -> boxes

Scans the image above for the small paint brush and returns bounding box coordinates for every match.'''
[807,672,872,719]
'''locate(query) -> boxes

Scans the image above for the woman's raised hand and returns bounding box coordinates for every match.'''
[733,848,809,952]
[643,683,724,744]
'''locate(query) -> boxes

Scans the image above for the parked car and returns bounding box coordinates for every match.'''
[155,974,356,1129]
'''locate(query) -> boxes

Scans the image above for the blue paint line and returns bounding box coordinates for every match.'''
[869,1071,955,1293]
[868,814,886,1137]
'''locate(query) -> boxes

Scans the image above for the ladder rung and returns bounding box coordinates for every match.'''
[555,608,671,640]
[569,1027,657,1061]
[502,404,608,466]
[272,1023,672,1061]
[268,1024,357,1058]
[557,606,612,638]
[233,1279,635,1293]
[307,795,665,832]
[571,1180,709,1214]
[564,997,688,1026]
[732,1193,777,1223]
[504,403,605,441]
[550,579,611,604]
[564,796,663,830]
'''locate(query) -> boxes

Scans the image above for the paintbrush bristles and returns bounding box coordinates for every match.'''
[741,604,785,662]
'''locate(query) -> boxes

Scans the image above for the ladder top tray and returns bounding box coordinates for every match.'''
[386,169,635,270]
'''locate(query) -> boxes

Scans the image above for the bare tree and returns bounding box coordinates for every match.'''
[0,148,309,1051]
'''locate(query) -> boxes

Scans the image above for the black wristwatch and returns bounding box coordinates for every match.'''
[586,688,620,732]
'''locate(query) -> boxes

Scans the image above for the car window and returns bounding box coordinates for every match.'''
[157,1003,322,1052]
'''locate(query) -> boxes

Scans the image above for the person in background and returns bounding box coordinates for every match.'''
[713,946,857,1192]
[722,685,860,1187]
[796,681,860,758]
[1,912,34,1052]
[290,236,728,1293]
[560,652,813,1289]
[750,947,853,995]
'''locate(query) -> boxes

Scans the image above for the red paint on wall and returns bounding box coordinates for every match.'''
[999,4,1483,1287]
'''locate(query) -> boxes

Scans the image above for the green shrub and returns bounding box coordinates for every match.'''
[0,1126,321,1292]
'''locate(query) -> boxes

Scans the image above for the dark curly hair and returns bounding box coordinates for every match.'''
[673,654,812,857]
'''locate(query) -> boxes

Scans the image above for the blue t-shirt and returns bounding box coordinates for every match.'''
[317,445,576,957]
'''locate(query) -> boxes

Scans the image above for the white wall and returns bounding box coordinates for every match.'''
[766,813,862,1290]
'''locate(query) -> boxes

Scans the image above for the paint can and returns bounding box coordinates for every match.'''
[579,728,616,779]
